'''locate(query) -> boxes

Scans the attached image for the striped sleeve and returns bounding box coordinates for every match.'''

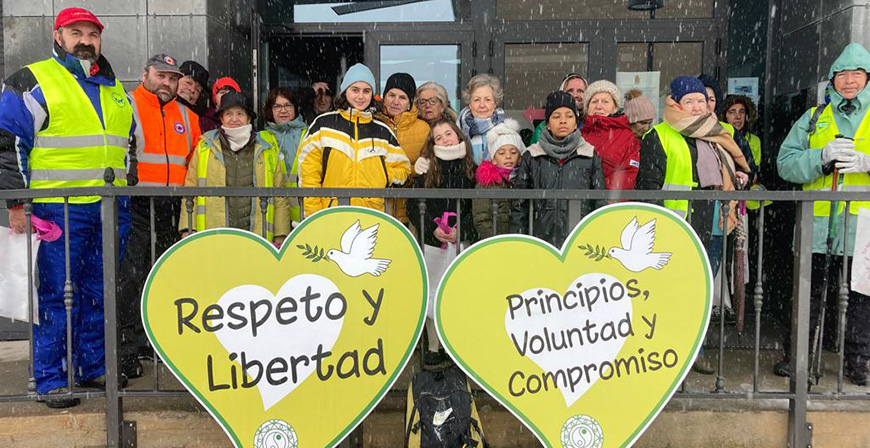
[297,118,326,216]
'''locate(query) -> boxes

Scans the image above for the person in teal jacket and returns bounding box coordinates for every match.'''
[261,87,306,223]
[776,43,870,385]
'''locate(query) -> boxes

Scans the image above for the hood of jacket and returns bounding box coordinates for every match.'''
[583,113,632,131]
[377,104,425,131]
[339,107,375,124]
[828,43,870,108]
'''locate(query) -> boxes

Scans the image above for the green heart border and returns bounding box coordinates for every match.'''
[434,202,712,448]
[142,206,429,448]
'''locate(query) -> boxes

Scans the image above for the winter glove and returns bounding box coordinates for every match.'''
[821,138,856,164]
[835,150,870,173]
[414,157,430,175]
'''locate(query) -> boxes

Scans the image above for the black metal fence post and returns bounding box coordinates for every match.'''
[102,195,134,447]
[789,201,813,448]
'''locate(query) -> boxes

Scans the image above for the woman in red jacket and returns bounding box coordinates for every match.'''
[581,80,641,191]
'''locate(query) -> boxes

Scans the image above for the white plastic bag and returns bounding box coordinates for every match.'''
[423,243,464,320]
[0,227,40,323]
[851,209,870,296]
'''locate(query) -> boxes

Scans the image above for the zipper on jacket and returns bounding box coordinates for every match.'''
[354,111,359,186]
[161,106,169,186]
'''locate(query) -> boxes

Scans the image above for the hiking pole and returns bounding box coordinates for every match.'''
[811,134,847,385]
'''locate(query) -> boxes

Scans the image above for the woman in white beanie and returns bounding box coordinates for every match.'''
[581,80,641,191]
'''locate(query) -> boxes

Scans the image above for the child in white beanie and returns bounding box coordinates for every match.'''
[473,121,527,239]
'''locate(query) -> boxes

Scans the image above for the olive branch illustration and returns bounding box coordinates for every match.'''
[296,243,326,262]
[577,243,608,261]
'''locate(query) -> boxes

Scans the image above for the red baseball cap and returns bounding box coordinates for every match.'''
[55,8,104,32]
[212,77,242,103]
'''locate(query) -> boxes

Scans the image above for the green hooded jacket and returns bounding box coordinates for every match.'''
[777,43,870,255]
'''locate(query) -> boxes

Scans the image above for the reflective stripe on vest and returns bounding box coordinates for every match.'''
[805,104,870,216]
[653,122,697,218]
[128,92,192,187]
[194,135,278,240]
[27,58,132,203]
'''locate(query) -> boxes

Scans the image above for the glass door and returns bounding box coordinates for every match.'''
[366,30,475,110]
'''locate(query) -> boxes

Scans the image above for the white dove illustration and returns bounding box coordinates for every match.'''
[325,220,392,277]
[607,217,672,272]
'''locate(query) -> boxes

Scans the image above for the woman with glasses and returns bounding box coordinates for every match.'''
[261,87,306,221]
[415,81,459,126]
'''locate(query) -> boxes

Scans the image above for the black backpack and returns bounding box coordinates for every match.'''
[404,366,488,448]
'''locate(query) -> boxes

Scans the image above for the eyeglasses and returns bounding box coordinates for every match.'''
[416,98,441,107]
[272,104,294,111]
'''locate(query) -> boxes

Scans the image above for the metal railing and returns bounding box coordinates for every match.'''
[1,186,869,448]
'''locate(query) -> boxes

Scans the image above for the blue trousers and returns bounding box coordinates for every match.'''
[32,199,130,394]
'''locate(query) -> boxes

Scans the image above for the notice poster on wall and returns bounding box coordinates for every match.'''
[616,71,662,122]
[727,77,760,105]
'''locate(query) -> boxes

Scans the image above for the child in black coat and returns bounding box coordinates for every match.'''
[407,117,477,367]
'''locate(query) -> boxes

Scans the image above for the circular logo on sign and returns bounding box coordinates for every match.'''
[174,122,185,134]
[561,415,603,448]
[254,420,297,448]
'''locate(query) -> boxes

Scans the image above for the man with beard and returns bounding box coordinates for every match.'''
[117,55,201,379]
[177,60,210,119]
[0,7,134,408]
[530,73,588,144]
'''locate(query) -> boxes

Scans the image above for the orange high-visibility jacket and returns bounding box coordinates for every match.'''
[128,84,201,186]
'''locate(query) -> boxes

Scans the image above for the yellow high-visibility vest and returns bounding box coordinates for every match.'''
[805,104,870,217]
[27,58,132,203]
[194,133,280,240]
[651,122,698,218]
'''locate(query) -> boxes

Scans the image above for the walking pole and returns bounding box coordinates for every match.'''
[811,135,847,385]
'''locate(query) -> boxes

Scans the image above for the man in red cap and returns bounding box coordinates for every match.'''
[0,7,135,408]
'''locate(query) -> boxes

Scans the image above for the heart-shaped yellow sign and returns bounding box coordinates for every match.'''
[143,206,427,448]
[436,203,711,448]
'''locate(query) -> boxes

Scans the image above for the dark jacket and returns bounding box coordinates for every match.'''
[510,137,605,247]
[472,161,512,239]
[407,159,478,248]
[635,127,700,194]
[635,127,717,248]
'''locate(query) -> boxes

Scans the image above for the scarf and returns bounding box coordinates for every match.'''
[538,128,588,161]
[663,97,741,234]
[496,164,518,181]
[663,97,750,173]
[433,142,467,161]
[222,124,253,152]
[266,117,307,171]
[459,107,505,163]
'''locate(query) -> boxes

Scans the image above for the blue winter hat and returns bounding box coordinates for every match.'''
[669,76,708,103]
[340,63,376,94]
